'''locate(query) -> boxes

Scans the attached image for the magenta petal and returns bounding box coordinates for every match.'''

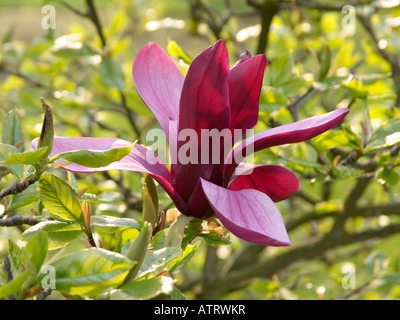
[171,40,231,202]
[229,164,300,202]
[225,108,350,181]
[32,137,188,213]
[186,179,214,219]
[200,179,291,246]
[177,39,230,134]
[132,42,184,148]
[228,54,267,132]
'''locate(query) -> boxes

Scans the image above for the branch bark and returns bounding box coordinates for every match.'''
[192,223,400,297]
[0,175,38,201]
[358,14,400,108]
[0,215,39,227]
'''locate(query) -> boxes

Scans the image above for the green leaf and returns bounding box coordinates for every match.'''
[376,167,399,187]
[2,147,48,166]
[23,230,48,275]
[164,214,193,248]
[22,230,48,292]
[137,245,183,279]
[142,174,158,226]
[123,222,151,284]
[0,143,24,179]
[115,277,174,300]
[8,183,39,211]
[167,40,193,64]
[311,130,358,152]
[50,143,134,168]
[21,220,84,250]
[365,118,400,153]
[0,143,19,158]
[99,57,125,90]
[171,285,186,300]
[317,43,331,82]
[49,248,135,296]
[198,232,231,247]
[149,229,168,251]
[332,165,363,180]
[2,109,24,152]
[0,271,31,299]
[167,243,199,273]
[260,86,289,112]
[341,79,368,99]
[90,215,140,230]
[39,173,84,224]
[80,191,120,203]
[8,240,23,275]
[265,52,294,87]
[287,157,328,174]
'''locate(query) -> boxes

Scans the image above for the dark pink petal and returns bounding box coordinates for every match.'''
[171,40,231,202]
[224,108,350,181]
[32,137,188,213]
[228,164,300,202]
[132,42,184,149]
[186,179,215,219]
[177,39,230,134]
[228,54,267,132]
[201,179,291,246]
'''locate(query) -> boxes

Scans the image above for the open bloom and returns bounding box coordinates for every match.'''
[33,40,349,246]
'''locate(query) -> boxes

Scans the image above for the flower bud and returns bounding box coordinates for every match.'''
[37,98,54,164]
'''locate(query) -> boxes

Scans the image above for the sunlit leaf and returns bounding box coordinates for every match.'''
[167,40,193,65]
[0,271,31,299]
[90,215,140,230]
[311,130,358,152]
[365,118,400,153]
[164,214,193,248]
[48,248,135,296]
[2,147,48,166]
[376,167,399,186]
[21,220,84,250]
[112,276,174,300]
[39,173,84,224]
[50,143,134,168]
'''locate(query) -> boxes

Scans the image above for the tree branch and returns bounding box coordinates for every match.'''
[85,0,107,48]
[206,223,400,297]
[0,175,39,201]
[246,0,280,55]
[358,14,400,107]
[0,215,39,227]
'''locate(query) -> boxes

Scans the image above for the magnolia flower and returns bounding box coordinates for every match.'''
[33,40,349,246]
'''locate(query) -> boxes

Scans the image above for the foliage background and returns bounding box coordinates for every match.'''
[0,0,400,300]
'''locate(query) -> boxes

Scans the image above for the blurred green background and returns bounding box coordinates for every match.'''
[1,0,400,300]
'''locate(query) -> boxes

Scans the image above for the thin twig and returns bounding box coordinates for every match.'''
[37,289,52,300]
[85,0,107,48]
[0,175,39,201]
[0,215,39,227]
[190,223,400,297]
